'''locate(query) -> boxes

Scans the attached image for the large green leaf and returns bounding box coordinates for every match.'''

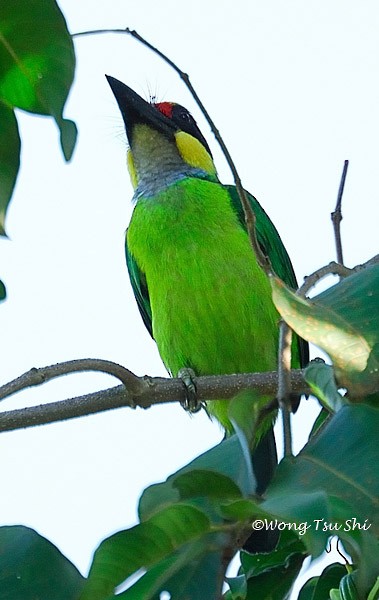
[82,434,261,600]
[244,550,304,599]
[0,102,20,235]
[0,0,77,233]
[115,536,226,600]
[298,564,347,600]
[263,405,379,534]
[224,574,247,600]
[271,264,379,397]
[0,278,6,301]
[0,525,84,600]
[173,469,243,501]
[223,531,307,600]
[260,405,379,593]
[304,361,347,412]
[79,504,213,600]
[240,529,306,579]
[139,435,254,521]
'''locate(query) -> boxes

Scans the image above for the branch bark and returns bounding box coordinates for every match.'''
[0,359,141,402]
[331,159,349,265]
[277,321,293,457]
[0,368,309,433]
[298,255,379,298]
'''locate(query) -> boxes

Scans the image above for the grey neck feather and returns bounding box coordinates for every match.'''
[131,127,212,199]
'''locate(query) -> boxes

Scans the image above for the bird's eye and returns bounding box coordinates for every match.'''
[179,110,191,122]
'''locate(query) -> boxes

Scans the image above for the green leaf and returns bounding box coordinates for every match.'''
[304,361,346,412]
[219,498,267,522]
[173,469,243,501]
[298,564,347,600]
[0,525,84,599]
[240,529,306,578]
[139,435,254,521]
[0,0,77,233]
[228,391,262,445]
[308,407,331,439]
[0,102,20,235]
[0,0,75,120]
[178,434,255,497]
[84,435,259,599]
[80,504,212,600]
[339,533,379,598]
[298,577,318,600]
[138,479,180,522]
[0,278,6,301]
[367,576,379,600]
[339,572,359,600]
[58,116,78,161]
[227,391,264,493]
[225,574,247,600]
[271,265,379,397]
[261,405,379,559]
[116,536,226,600]
[262,490,332,555]
[244,550,304,600]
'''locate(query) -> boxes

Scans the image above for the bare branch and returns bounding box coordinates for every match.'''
[0,359,141,402]
[331,159,349,265]
[298,254,378,298]
[277,321,293,457]
[0,369,309,433]
[299,261,353,297]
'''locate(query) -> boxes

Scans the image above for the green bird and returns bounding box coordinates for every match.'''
[106,76,308,550]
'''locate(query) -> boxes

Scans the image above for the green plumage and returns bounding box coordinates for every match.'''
[126,177,305,431]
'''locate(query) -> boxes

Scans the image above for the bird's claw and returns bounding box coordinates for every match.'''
[178,368,202,413]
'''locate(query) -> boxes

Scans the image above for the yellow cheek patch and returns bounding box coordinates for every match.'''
[127,149,138,188]
[175,131,217,176]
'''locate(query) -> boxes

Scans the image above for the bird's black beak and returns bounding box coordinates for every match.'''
[105,75,176,143]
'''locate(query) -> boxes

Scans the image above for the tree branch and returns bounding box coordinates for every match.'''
[298,254,378,298]
[331,159,349,265]
[0,369,309,433]
[277,321,293,457]
[0,359,141,402]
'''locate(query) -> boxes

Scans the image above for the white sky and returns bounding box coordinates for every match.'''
[1,1,378,597]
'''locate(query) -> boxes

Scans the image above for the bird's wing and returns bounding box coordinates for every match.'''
[125,233,153,338]
[226,185,309,369]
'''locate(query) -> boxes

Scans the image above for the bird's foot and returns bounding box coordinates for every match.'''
[178,368,203,414]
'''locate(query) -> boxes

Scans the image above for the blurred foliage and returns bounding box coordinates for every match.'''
[0,0,77,236]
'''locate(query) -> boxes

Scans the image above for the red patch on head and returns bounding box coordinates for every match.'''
[154,102,174,118]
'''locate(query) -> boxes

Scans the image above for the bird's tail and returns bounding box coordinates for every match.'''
[243,426,279,553]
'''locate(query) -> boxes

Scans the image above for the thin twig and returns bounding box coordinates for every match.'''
[298,262,353,297]
[331,159,349,265]
[277,321,293,456]
[0,359,141,402]
[298,254,378,298]
[72,27,272,274]
[0,369,309,433]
